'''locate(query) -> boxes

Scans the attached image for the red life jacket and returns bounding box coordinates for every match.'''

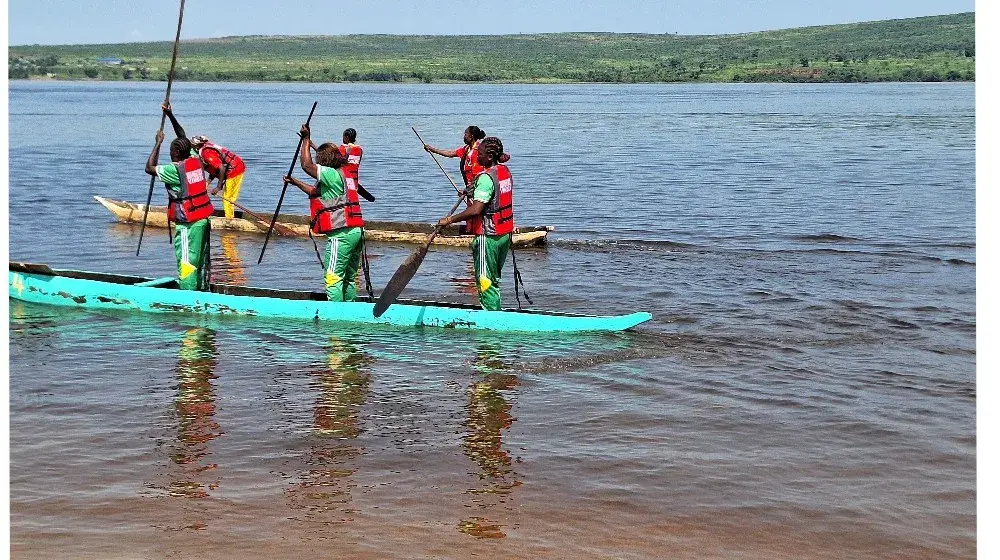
[467,164,514,236]
[339,144,363,181]
[309,168,365,234]
[199,142,245,177]
[167,157,215,224]
[460,139,484,186]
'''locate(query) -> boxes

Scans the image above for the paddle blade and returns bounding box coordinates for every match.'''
[372,246,429,317]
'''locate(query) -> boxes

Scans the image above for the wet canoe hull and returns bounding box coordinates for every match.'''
[9,264,652,333]
[94,196,550,248]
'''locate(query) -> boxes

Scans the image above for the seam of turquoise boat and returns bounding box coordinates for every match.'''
[133,277,176,287]
[9,270,652,332]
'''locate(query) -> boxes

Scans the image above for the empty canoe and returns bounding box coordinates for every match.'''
[94,196,551,248]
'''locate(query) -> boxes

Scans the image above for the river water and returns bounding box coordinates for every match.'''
[8,81,975,558]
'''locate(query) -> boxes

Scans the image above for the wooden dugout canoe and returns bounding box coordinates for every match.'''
[9,262,653,333]
[94,196,551,248]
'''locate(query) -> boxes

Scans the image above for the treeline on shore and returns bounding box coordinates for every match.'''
[9,12,974,84]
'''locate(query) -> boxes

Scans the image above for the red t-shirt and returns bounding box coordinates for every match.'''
[199,143,246,177]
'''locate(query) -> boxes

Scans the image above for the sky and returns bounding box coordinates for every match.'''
[6,0,975,45]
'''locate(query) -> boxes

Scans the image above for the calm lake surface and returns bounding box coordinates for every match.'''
[8,81,975,559]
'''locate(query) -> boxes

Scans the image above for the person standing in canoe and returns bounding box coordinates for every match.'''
[423,125,488,188]
[339,128,363,186]
[436,137,514,311]
[283,124,365,302]
[144,129,216,291]
[162,103,247,220]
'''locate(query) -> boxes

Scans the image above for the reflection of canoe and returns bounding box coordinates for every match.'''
[9,262,653,333]
[94,196,551,248]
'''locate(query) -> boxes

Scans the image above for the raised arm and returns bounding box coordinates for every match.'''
[144,130,164,176]
[161,102,186,138]
[299,124,319,179]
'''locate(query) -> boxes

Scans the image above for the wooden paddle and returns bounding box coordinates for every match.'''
[411,127,466,197]
[258,101,318,264]
[372,193,466,318]
[357,184,376,202]
[213,193,296,236]
[136,0,186,256]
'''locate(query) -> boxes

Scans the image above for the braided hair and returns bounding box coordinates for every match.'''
[169,137,192,161]
[343,128,357,143]
[478,136,504,166]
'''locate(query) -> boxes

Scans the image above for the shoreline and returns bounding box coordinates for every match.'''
[12,77,977,85]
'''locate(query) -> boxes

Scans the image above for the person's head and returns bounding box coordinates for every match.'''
[316,143,347,168]
[342,128,357,144]
[476,136,504,168]
[190,135,210,151]
[169,137,192,162]
[463,125,485,146]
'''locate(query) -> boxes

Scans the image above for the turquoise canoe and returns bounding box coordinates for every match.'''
[8,262,652,333]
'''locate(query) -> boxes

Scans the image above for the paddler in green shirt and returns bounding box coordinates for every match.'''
[144,129,217,291]
[283,123,366,302]
[437,137,515,311]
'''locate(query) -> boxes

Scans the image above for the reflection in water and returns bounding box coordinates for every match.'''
[447,259,479,296]
[214,233,248,286]
[459,341,522,539]
[167,327,223,500]
[286,336,374,525]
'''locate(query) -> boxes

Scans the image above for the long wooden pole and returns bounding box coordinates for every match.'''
[136,0,186,256]
[411,127,465,196]
[214,194,296,236]
[258,101,318,264]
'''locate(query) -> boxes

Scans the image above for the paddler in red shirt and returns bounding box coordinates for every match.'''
[422,125,491,189]
[162,103,247,220]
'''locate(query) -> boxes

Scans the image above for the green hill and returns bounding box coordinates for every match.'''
[8,12,975,83]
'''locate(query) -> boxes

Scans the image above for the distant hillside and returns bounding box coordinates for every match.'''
[9,12,974,83]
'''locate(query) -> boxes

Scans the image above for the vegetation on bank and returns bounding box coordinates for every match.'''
[9,12,974,83]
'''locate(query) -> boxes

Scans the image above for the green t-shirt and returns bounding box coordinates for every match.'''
[316,165,346,199]
[472,173,495,204]
[155,164,180,194]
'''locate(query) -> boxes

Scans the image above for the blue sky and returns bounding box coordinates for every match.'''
[7,0,975,45]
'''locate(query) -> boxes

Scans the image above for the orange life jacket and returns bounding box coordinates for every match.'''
[466,164,514,236]
[167,157,214,224]
[309,168,365,234]
[339,144,362,181]
[460,139,484,187]
[199,142,245,177]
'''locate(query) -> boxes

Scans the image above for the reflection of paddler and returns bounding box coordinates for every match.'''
[465,342,519,480]
[171,327,222,498]
[284,123,365,302]
[312,337,373,437]
[437,137,514,311]
[288,336,374,521]
[459,341,521,539]
[216,233,247,286]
